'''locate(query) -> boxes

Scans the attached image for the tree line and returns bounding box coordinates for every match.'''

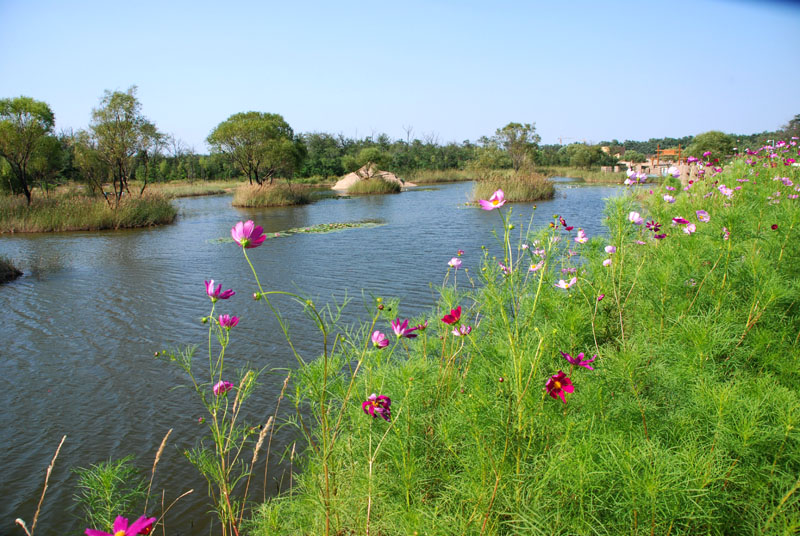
[2,88,796,204]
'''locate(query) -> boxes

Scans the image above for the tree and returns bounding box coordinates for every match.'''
[685,131,734,159]
[89,86,159,203]
[781,114,800,139]
[0,96,56,203]
[494,122,541,171]
[207,112,302,185]
[622,150,647,163]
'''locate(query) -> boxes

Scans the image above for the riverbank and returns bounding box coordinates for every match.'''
[246,147,800,534]
[0,193,177,233]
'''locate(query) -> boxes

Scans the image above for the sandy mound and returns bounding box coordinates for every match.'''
[332,163,416,191]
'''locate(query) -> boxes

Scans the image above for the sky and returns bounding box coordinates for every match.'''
[1,0,799,152]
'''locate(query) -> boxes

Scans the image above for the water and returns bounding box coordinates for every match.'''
[0,179,619,534]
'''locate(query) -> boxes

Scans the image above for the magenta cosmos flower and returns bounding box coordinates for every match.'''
[441,306,461,325]
[213,380,233,396]
[390,318,418,338]
[561,351,596,370]
[448,257,462,269]
[218,314,239,329]
[545,371,574,404]
[371,330,389,348]
[479,189,506,210]
[554,277,577,290]
[205,280,235,302]
[362,393,391,421]
[231,220,266,248]
[86,515,156,536]
[452,325,472,337]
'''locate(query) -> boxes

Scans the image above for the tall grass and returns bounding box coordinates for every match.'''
[540,165,629,183]
[232,184,312,207]
[347,178,402,195]
[472,170,555,202]
[243,146,800,534]
[140,179,243,198]
[404,168,478,184]
[0,194,177,233]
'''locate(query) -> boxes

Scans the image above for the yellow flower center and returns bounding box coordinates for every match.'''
[492,199,499,205]
[554,381,562,389]
[115,531,126,536]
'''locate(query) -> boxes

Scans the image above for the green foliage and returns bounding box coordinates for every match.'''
[623,149,647,163]
[207,111,303,185]
[0,96,56,202]
[494,122,541,171]
[347,177,401,195]
[246,145,800,535]
[686,130,735,159]
[72,456,147,533]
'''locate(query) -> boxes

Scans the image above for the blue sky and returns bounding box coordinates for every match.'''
[1,0,799,151]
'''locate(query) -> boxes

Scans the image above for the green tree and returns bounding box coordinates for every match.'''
[623,150,647,163]
[0,96,56,203]
[89,86,159,203]
[207,112,302,185]
[781,114,800,139]
[495,122,541,171]
[685,131,735,159]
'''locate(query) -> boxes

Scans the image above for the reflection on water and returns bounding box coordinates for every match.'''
[0,180,619,532]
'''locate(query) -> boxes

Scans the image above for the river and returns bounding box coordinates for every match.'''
[0,179,620,534]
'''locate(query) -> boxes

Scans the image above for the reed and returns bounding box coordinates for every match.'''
[472,170,555,202]
[0,193,177,233]
[404,168,477,184]
[232,183,312,207]
[347,178,402,195]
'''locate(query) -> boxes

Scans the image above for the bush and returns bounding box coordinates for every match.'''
[0,256,22,283]
[232,183,312,207]
[472,170,555,202]
[347,178,402,195]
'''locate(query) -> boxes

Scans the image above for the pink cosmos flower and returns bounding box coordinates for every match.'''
[703,151,712,157]
[602,258,612,267]
[413,321,428,331]
[498,262,512,275]
[218,314,239,329]
[452,325,472,337]
[554,277,577,290]
[665,186,676,191]
[213,381,233,396]
[390,318,418,338]
[696,210,710,222]
[672,217,690,225]
[231,220,266,248]
[529,260,544,272]
[628,212,644,225]
[683,223,696,235]
[597,294,605,301]
[574,229,588,244]
[663,194,675,203]
[362,393,391,421]
[85,515,157,536]
[205,280,235,302]
[604,245,616,254]
[441,306,461,325]
[545,371,574,404]
[479,189,506,210]
[371,330,389,348]
[667,166,680,178]
[561,351,596,370]
[457,249,465,256]
[687,156,699,163]
[448,257,462,269]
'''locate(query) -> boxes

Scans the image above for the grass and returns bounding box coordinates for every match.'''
[0,193,177,233]
[139,179,243,198]
[472,170,555,202]
[0,256,22,283]
[403,168,478,184]
[242,147,800,534]
[232,183,313,207]
[540,165,628,183]
[347,178,402,195]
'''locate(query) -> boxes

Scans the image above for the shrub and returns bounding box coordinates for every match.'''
[0,256,22,283]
